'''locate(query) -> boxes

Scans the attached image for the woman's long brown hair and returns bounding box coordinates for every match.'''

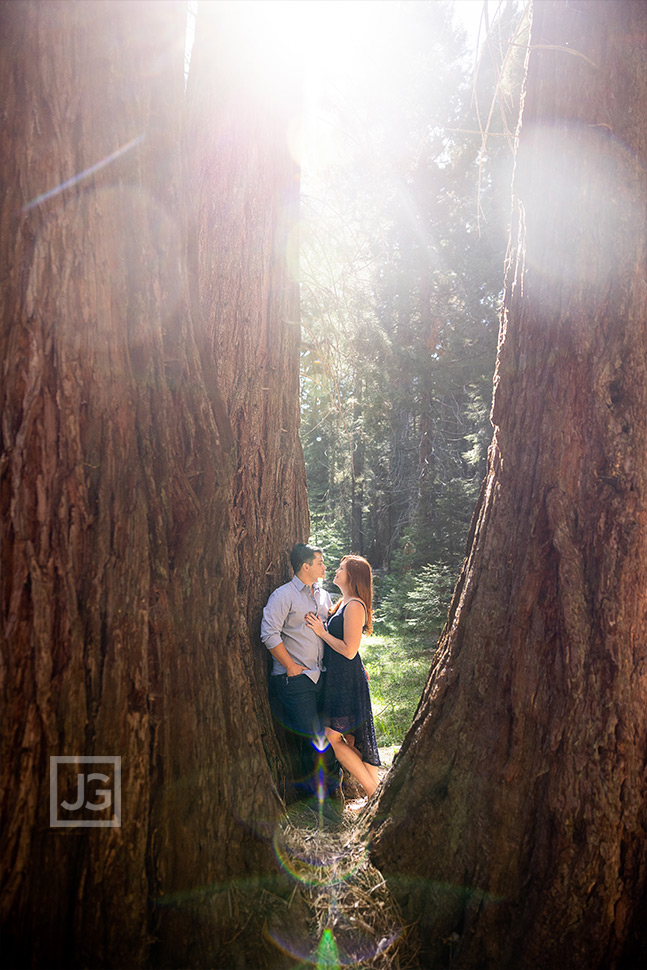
[328,555,373,634]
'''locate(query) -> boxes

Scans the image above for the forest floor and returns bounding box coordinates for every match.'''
[361,634,434,747]
[271,783,421,970]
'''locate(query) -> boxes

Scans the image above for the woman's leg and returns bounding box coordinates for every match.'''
[343,733,362,758]
[341,733,379,791]
[364,762,379,791]
[325,728,378,797]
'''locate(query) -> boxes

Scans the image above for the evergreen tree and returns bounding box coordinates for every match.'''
[300,1,525,622]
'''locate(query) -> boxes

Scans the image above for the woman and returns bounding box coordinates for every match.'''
[305,555,381,797]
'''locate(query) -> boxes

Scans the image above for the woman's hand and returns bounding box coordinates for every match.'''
[305,612,325,637]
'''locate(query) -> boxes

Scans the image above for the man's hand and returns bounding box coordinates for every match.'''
[269,641,306,677]
[286,662,306,678]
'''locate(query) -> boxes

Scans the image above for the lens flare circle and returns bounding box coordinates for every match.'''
[518,122,645,299]
[265,918,402,968]
[272,822,368,887]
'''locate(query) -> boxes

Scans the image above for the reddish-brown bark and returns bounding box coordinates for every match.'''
[0,2,305,967]
[370,2,647,968]
[185,0,309,738]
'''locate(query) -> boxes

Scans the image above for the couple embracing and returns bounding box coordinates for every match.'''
[261,543,380,807]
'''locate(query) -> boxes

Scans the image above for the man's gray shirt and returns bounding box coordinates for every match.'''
[261,575,333,683]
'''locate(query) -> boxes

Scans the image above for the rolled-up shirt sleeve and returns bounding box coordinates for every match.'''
[261,587,288,650]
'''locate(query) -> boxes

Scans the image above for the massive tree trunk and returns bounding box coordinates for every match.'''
[370,2,647,969]
[0,2,304,967]
[185,0,308,722]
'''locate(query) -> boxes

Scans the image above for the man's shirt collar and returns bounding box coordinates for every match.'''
[290,575,321,594]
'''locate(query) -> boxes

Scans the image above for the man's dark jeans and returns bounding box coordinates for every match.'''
[269,672,340,798]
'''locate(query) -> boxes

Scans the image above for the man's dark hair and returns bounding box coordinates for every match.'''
[290,543,323,574]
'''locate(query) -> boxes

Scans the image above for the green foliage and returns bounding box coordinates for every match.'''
[308,511,349,570]
[300,1,525,576]
[364,557,458,748]
[361,633,433,747]
[375,560,457,639]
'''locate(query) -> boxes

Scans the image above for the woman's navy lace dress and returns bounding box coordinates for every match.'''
[322,603,381,767]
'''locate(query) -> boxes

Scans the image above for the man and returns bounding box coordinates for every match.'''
[261,543,340,803]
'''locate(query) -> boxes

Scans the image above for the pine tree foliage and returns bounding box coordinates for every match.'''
[300,1,527,625]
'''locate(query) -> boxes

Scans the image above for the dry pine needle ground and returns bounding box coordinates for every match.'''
[267,787,421,970]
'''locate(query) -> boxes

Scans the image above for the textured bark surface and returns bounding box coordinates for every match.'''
[186,1,309,777]
[370,3,647,969]
[0,2,305,967]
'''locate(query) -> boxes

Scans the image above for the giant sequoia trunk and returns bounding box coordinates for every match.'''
[185,0,309,737]
[0,2,305,967]
[370,2,647,968]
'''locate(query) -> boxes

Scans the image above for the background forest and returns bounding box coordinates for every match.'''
[300,0,525,640]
